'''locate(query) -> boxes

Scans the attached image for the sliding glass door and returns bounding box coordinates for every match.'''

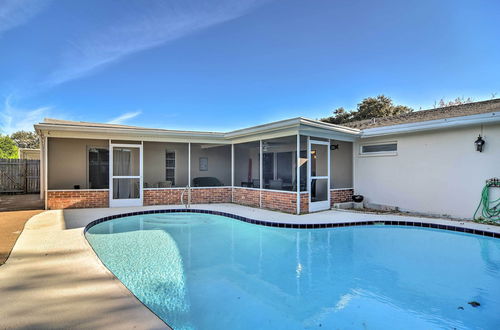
[109,143,143,207]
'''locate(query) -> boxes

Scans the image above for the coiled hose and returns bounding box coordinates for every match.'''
[474,178,500,222]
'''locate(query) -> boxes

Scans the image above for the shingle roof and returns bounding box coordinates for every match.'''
[344,98,500,130]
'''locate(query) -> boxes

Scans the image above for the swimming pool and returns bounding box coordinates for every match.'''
[85,212,500,329]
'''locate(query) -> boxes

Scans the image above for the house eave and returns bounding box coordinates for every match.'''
[360,112,500,138]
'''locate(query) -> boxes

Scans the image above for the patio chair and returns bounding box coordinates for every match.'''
[252,179,260,188]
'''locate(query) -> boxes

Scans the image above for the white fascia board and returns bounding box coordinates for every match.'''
[361,112,500,138]
[34,116,361,144]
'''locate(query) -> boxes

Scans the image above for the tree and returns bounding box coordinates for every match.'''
[321,95,413,125]
[0,135,19,159]
[10,130,40,149]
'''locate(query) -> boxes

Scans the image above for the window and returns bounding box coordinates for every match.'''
[360,142,397,155]
[88,147,109,189]
[165,150,175,185]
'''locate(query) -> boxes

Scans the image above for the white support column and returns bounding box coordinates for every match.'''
[231,144,234,187]
[296,134,301,215]
[327,139,331,209]
[188,142,191,187]
[231,143,234,203]
[259,139,263,208]
[306,136,311,205]
[140,141,144,206]
[108,139,112,207]
[43,135,48,210]
[39,134,44,200]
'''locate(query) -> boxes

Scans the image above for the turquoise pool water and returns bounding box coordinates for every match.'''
[86,213,500,329]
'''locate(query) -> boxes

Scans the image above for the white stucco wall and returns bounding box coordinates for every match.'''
[353,123,500,219]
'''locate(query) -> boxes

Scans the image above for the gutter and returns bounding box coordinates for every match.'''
[361,112,500,138]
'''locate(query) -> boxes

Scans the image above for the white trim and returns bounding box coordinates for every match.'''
[259,140,263,208]
[144,186,232,191]
[188,142,191,187]
[109,143,143,207]
[296,133,300,214]
[261,188,298,195]
[48,189,109,192]
[231,144,235,203]
[232,186,261,191]
[44,135,48,210]
[308,139,330,212]
[330,187,354,191]
[361,111,500,137]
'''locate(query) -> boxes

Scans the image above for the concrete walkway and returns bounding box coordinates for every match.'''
[0,204,498,329]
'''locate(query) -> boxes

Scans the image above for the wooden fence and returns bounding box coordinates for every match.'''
[0,159,40,194]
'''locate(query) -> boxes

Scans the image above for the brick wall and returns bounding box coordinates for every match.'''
[261,190,298,214]
[191,187,231,204]
[233,188,260,208]
[330,188,354,207]
[47,190,109,209]
[300,192,309,214]
[143,188,183,206]
[143,187,231,206]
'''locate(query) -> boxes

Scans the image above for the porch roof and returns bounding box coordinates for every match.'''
[35,117,361,143]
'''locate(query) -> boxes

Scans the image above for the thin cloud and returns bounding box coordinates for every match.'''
[46,0,268,86]
[0,0,50,35]
[0,95,51,134]
[108,110,142,125]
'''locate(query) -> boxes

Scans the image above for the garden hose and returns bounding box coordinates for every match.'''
[473,178,500,222]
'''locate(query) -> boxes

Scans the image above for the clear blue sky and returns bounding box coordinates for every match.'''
[1,0,499,134]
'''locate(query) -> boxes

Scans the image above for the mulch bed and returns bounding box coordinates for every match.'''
[0,210,44,265]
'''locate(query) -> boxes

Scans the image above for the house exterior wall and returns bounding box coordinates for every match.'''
[47,190,109,209]
[48,138,108,190]
[143,142,189,187]
[353,123,500,219]
[190,144,231,186]
[330,140,353,189]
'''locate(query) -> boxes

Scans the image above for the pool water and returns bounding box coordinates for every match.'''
[86,213,500,329]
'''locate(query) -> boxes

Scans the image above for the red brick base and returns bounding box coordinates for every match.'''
[261,190,298,214]
[300,193,309,214]
[47,190,109,209]
[233,188,260,208]
[143,187,231,206]
[330,188,354,207]
[143,188,182,206]
[46,187,320,214]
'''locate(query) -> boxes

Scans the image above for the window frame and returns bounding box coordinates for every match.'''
[165,149,176,185]
[359,141,398,156]
[86,146,109,189]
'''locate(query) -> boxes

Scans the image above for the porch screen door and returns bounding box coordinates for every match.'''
[110,143,143,207]
[308,139,330,212]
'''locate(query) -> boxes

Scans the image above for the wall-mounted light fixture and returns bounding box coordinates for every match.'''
[475,135,485,152]
[330,144,339,151]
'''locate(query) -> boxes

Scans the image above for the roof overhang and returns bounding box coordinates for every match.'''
[361,111,500,138]
[35,117,361,144]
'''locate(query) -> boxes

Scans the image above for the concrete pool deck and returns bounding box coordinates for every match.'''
[1,204,499,329]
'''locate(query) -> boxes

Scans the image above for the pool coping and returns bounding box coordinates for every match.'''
[84,208,500,239]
